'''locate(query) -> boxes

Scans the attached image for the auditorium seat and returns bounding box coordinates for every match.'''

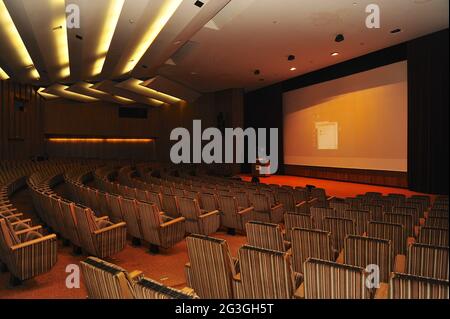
[395,242,449,280]
[0,218,57,285]
[58,198,82,252]
[284,213,312,240]
[383,212,416,237]
[106,193,125,223]
[245,221,289,252]
[199,192,219,211]
[247,193,284,223]
[301,258,370,299]
[161,193,181,218]
[290,228,337,274]
[277,190,300,213]
[343,235,392,283]
[323,217,356,252]
[80,256,142,299]
[73,205,127,258]
[387,273,449,299]
[120,197,144,244]
[341,209,370,234]
[417,226,448,246]
[217,195,254,234]
[368,221,408,256]
[310,207,337,229]
[135,200,185,253]
[133,277,198,299]
[178,197,220,235]
[232,245,302,299]
[184,234,237,298]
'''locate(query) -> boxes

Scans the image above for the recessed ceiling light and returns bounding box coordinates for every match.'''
[290,67,296,71]
[331,52,339,56]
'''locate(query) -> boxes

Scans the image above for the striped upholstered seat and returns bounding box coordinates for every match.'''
[178,197,220,235]
[105,193,125,223]
[310,207,337,230]
[406,243,449,280]
[245,221,288,252]
[199,192,219,211]
[119,197,143,242]
[145,191,163,212]
[284,213,312,240]
[329,201,351,217]
[368,221,407,255]
[303,258,370,299]
[383,212,415,237]
[58,198,82,249]
[323,217,356,252]
[184,235,237,298]
[417,226,448,246]
[425,217,449,229]
[133,277,198,299]
[135,200,185,252]
[232,245,301,299]
[73,205,127,258]
[217,195,254,233]
[0,218,57,282]
[389,272,449,299]
[341,209,370,235]
[291,228,336,274]
[344,235,392,283]
[361,204,384,222]
[80,257,141,299]
[249,193,284,224]
[161,193,181,218]
[277,191,300,213]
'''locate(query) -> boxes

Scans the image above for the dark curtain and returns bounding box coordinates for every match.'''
[243,83,284,174]
[408,29,449,194]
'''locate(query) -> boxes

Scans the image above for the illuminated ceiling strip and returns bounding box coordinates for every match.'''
[84,82,135,103]
[0,0,40,80]
[92,0,125,76]
[45,84,99,102]
[47,138,153,143]
[121,0,183,74]
[38,87,59,99]
[52,0,70,78]
[0,67,9,80]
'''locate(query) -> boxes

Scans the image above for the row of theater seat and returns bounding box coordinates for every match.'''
[0,159,95,285]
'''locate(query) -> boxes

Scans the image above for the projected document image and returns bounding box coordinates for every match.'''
[316,122,338,150]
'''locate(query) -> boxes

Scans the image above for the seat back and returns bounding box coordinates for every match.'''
[277,191,296,212]
[73,205,99,256]
[59,199,81,246]
[284,213,312,240]
[368,221,406,255]
[303,258,369,299]
[383,212,415,237]
[178,197,202,220]
[407,243,449,280]
[344,235,392,282]
[341,209,370,235]
[106,193,124,223]
[425,217,448,229]
[323,217,356,251]
[234,191,250,208]
[361,204,383,222]
[418,227,448,246]
[161,194,180,218]
[245,221,285,251]
[80,257,135,299]
[200,193,218,211]
[136,201,161,246]
[250,193,270,212]
[133,277,197,299]
[329,201,351,217]
[120,197,142,239]
[291,228,334,274]
[389,273,449,299]
[185,234,236,298]
[145,191,162,212]
[238,245,296,299]
[310,207,337,229]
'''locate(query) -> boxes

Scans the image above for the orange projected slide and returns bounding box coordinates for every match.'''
[283,61,407,172]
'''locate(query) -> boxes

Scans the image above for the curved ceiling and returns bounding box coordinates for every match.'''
[0,0,448,104]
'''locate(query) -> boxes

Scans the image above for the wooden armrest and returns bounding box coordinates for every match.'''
[419,218,426,226]
[96,216,110,222]
[16,225,42,236]
[185,262,191,268]
[374,283,389,299]
[93,221,126,235]
[394,254,406,273]
[294,283,305,299]
[336,250,345,264]
[161,217,185,227]
[233,273,241,281]
[11,234,57,250]
[199,210,219,218]
[237,206,254,215]
[407,236,416,246]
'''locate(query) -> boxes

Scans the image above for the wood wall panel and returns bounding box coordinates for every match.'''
[0,80,44,160]
[284,164,408,188]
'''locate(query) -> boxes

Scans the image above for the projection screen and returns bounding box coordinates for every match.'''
[283,61,407,172]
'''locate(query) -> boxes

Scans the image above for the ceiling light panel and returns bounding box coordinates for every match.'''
[0,0,40,81]
[44,83,99,102]
[0,67,10,80]
[111,0,183,77]
[66,81,135,105]
[38,87,60,100]
[18,0,70,81]
[116,78,182,104]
